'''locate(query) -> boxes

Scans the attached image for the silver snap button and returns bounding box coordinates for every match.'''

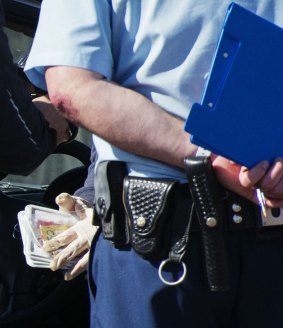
[232,203,242,213]
[206,217,217,227]
[233,214,243,224]
[137,216,147,227]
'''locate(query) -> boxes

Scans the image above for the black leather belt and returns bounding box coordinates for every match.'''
[224,190,283,239]
[225,191,258,231]
[184,169,283,238]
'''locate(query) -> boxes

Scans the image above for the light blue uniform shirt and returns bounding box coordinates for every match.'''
[25,0,283,180]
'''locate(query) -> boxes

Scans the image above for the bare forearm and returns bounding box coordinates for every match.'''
[46,66,196,168]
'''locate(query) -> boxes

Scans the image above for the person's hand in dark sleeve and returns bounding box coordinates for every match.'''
[0,4,75,175]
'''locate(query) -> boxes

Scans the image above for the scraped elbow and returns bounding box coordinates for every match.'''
[48,89,80,125]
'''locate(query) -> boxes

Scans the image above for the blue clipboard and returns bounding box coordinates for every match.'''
[184,2,283,168]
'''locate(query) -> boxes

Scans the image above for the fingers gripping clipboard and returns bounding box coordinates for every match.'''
[185,2,283,169]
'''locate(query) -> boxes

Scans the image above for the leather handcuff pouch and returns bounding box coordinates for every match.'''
[123,176,176,261]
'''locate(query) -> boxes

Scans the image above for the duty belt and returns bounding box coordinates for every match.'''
[93,160,283,291]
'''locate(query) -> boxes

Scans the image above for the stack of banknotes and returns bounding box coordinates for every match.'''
[17,204,78,268]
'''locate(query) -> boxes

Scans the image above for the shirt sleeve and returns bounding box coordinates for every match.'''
[25,0,113,90]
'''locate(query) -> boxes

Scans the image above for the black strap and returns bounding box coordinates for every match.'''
[168,184,194,263]
[184,156,230,292]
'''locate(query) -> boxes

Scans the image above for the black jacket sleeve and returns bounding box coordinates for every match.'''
[0,3,57,175]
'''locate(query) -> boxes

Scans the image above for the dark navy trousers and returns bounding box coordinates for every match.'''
[88,229,283,328]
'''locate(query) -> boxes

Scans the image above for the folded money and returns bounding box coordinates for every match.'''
[17,205,79,268]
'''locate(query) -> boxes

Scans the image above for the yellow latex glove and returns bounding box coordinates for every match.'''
[43,192,99,281]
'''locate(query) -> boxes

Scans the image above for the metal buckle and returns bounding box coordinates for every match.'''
[260,207,283,227]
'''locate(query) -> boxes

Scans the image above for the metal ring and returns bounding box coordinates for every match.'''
[158,258,187,286]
